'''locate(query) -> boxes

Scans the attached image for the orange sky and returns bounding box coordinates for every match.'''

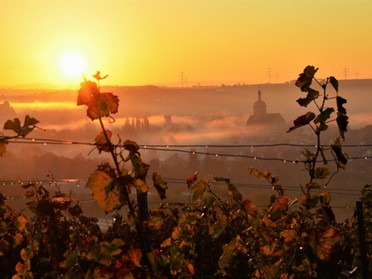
[1,0,371,88]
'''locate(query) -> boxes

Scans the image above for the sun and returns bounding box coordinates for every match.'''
[60,52,85,77]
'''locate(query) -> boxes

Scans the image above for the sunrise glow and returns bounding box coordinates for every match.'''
[60,52,85,78]
[0,0,371,87]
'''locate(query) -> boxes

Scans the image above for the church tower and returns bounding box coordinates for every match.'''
[253,89,267,116]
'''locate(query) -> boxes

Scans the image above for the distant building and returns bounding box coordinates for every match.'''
[246,89,286,126]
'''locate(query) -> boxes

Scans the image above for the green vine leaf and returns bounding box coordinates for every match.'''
[314,167,330,179]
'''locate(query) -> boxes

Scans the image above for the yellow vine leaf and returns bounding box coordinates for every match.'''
[16,215,27,231]
[313,227,341,261]
[86,170,121,213]
[95,130,112,153]
[87,93,119,120]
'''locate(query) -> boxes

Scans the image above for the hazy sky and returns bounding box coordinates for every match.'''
[1,0,371,88]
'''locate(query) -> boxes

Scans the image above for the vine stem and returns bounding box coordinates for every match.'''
[98,117,136,217]
[98,116,154,273]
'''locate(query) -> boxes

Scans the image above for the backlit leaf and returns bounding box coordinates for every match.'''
[314,167,330,179]
[312,227,341,261]
[329,76,338,92]
[152,172,168,200]
[331,138,348,167]
[95,130,112,153]
[190,178,208,202]
[77,80,99,106]
[314,107,334,124]
[87,93,119,120]
[280,229,297,247]
[218,236,247,270]
[287,112,316,132]
[186,171,199,188]
[86,169,122,213]
[16,215,27,231]
[296,88,319,107]
[336,114,348,140]
[295,66,318,91]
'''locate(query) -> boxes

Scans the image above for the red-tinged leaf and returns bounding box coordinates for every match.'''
[186,171,199,188]
[77,80,99,106]
[313,227,341,261]
[95,130,112,153]
[152,172,168,200]
[242,199,258,216]
[280,229,297,247]
[287,112,316,132]
[329,76,338,92]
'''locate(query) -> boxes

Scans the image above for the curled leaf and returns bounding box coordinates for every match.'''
[295,66,318,91]
[152,172,168,200]
[287,112,316,132]
[95,130,112,153]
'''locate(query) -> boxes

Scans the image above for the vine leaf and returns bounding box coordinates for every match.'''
[331,138,348,168]
[4,115,39,137]
[95,130,112,153]
[87,93,119,120]
[311,227,341,261]
[296,88,319,107]
[287,112,316,132]
[152,172,168,200]
[190,178,208,202]
[86,169,122,213]
[187,171,199,188]
[329,76,338,92]
[336,96,348,139]
[314,108,334,124]
[295,65,318,91]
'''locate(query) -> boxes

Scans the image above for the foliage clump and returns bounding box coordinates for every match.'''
[0,67,370,278]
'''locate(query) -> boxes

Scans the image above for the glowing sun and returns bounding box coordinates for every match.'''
[60,52,85,77]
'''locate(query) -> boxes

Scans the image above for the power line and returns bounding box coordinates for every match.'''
[3,137,372,163]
